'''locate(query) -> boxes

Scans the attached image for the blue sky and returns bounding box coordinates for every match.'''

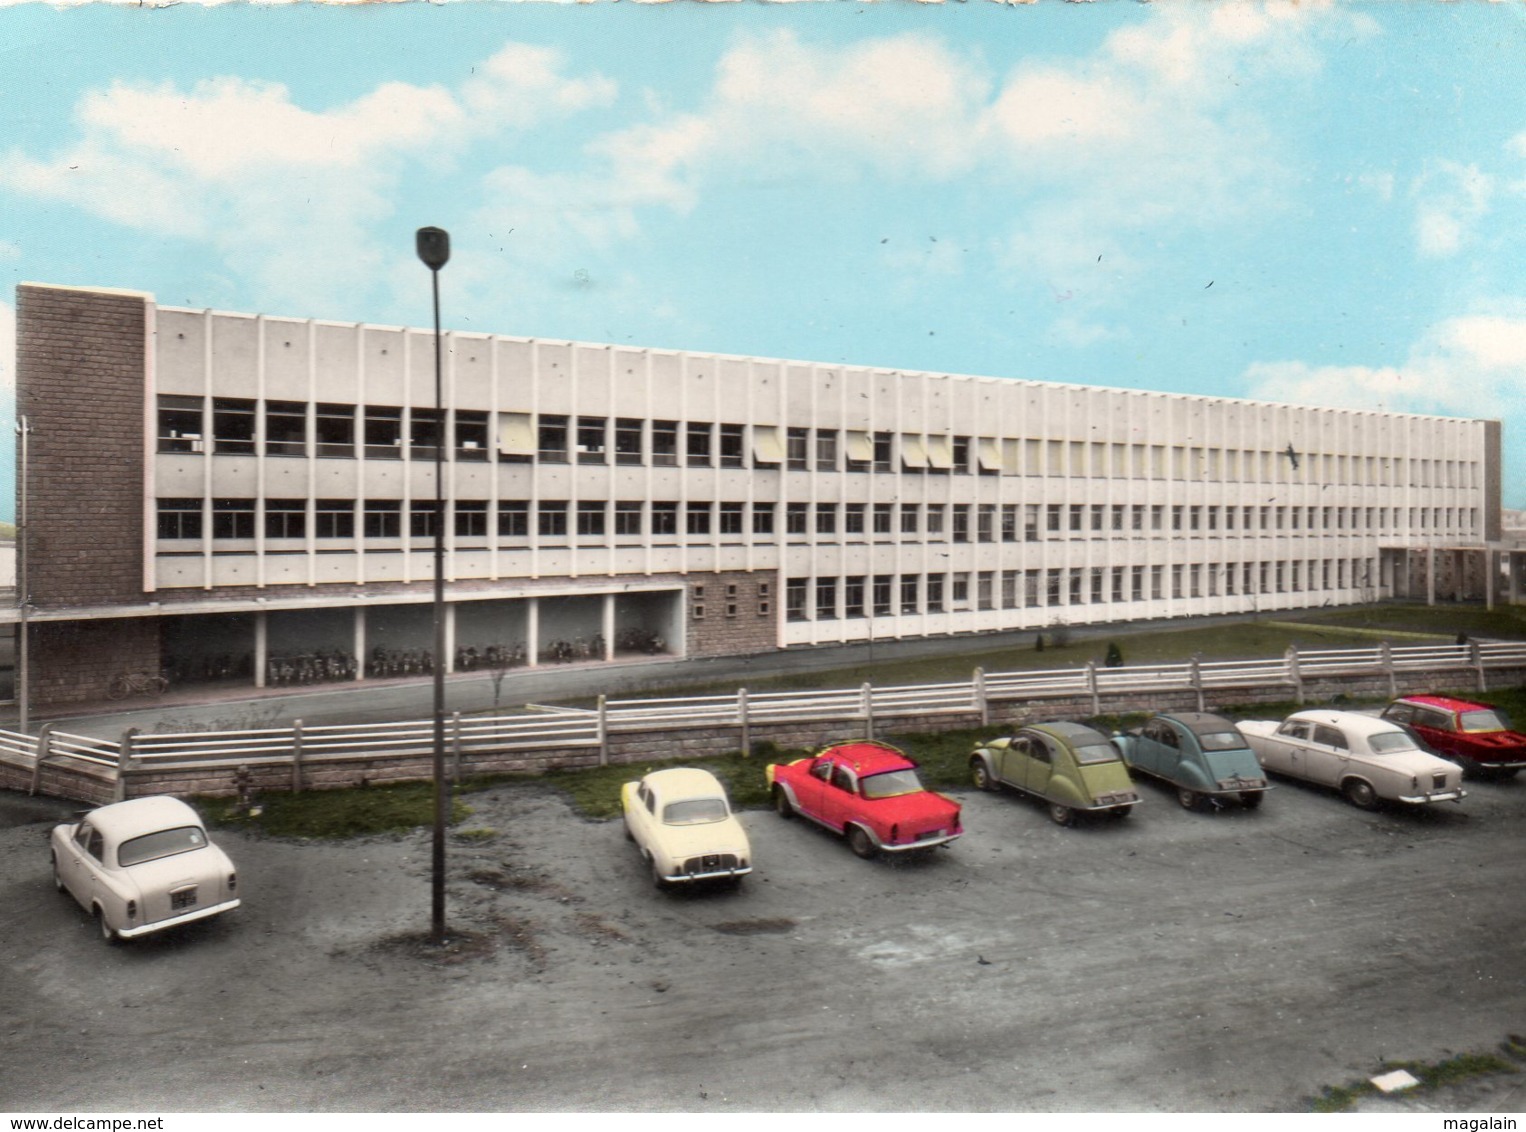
[4,0,1526,518]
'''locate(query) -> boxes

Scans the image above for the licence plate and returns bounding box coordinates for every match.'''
[171,887,198,911]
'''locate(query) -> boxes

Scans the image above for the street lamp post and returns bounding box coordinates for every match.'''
[15,416,30,734]
[416,226,451,945]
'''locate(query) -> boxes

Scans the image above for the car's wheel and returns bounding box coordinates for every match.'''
[773,786,795,819]
[1048,802,1075,827]
[623,820,634,843]
[845,825,877,859]
[1342,778,1379,810]
[95,907,118,943]
[1176,787,1202,812]
[1494,767,1521,782]
[1240,790,1265,809]
[650,858,668,890]
[970,759,994,791]
[51,853,65,892]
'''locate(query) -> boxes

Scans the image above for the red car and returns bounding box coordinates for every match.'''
[766,741,963,858]
[1380,695,1526,781]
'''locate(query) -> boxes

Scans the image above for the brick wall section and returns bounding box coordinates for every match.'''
[31,618,160,707]
[687,570,780,657]
[17,284,148,607]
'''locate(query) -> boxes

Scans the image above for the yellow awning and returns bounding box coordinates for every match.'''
[844,430,874,463]
[927,435,953,470]
[752,424,784,464]
[497,412,535,456]
[977,438,1003,471]
[901,434,928,468]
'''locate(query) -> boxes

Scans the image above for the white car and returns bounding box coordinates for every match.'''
[51,796,240,941]
[1238,709,1466,810]
[621,767,752,889]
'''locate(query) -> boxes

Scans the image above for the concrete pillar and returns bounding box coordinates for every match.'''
[527,597,540,668]
[353,605,366,681]
[602,593,616,661]
[1427,546,1436,606]
[254,611,268,688]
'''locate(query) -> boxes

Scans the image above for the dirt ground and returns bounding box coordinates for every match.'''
[2,766,1524,1113]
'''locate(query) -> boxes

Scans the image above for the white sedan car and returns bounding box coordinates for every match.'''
[621,767,752,889]
[51,796,240,941]
[1238,709,1466,810]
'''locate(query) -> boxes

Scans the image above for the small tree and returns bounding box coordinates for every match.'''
[488,653,513,715]
[1104,641,1124,668]
[1035,633,1046,652]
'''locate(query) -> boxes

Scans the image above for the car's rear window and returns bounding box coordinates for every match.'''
[860,768,924,799]
[117,825,208,867]
[1460,710,1507,732]
[1073,742,1120,765]
[1368,731,1421,755]
[662,798,729,825]
[1197,730,1249,751]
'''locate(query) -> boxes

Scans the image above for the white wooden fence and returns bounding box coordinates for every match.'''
[3,639,1524,799]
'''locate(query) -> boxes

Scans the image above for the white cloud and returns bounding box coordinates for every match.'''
[0,43,615,312]
[1411,160,1494,259]
[1243,306,1526,420]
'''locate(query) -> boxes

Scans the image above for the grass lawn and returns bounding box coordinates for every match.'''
[652,603,1526,699]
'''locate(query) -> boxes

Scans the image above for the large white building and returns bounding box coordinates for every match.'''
[7,281,1506,707]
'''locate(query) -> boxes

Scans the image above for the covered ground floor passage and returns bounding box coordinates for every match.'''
[146,588,684,692]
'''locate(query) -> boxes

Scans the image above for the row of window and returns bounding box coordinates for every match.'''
[155,397,1481,488]
[785,559,1377,621]
[155,496,1480,543]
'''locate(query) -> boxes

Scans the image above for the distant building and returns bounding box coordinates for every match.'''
[5,281,1512,708]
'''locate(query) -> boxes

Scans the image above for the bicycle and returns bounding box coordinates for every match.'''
[107,670,169,701]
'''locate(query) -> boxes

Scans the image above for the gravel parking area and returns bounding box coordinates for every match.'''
[2,766,1524,1112]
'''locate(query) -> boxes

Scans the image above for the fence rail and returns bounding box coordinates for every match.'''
[5,638,1526,802]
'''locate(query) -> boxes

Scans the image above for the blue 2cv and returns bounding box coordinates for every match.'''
[1111,712,1271,811]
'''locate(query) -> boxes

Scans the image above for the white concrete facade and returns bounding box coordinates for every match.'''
[146,303,1496,649]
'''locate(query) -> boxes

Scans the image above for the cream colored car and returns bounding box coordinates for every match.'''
[1239,709,1465,809]
[51,796,239,941]
[621,767,752,889]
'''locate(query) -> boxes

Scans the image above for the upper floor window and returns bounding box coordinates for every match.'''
[719,424,745,468]
[651,421,678,467]
[157,396,204,454]
[316,404,355,458]
[315,499,355,539]
[815,430,838,473]
[409,408,441,460]
[212,498,255,539]
[264,498,306,539]
[363,500,401,538]
[157,498,202,539]
[577,417,607,465]
[615,419,644,466]
[787,428,809,471]
[364,406,402,460]
[538,415,569,463]
[265,401,307,457]
[456,411,489,462]
[456,500,489,538]
[686,422,712,468]
[212,398,256,455]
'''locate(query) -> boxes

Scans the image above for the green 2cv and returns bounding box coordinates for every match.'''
[970,721,1140,826]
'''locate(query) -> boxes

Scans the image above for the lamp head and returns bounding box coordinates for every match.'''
[415,227,451,271]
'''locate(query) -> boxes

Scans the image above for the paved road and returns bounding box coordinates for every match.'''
[3,764,1522,1112]
[7,608,1384,739]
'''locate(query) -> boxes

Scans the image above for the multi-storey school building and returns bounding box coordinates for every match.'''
[6,281,1508,708]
